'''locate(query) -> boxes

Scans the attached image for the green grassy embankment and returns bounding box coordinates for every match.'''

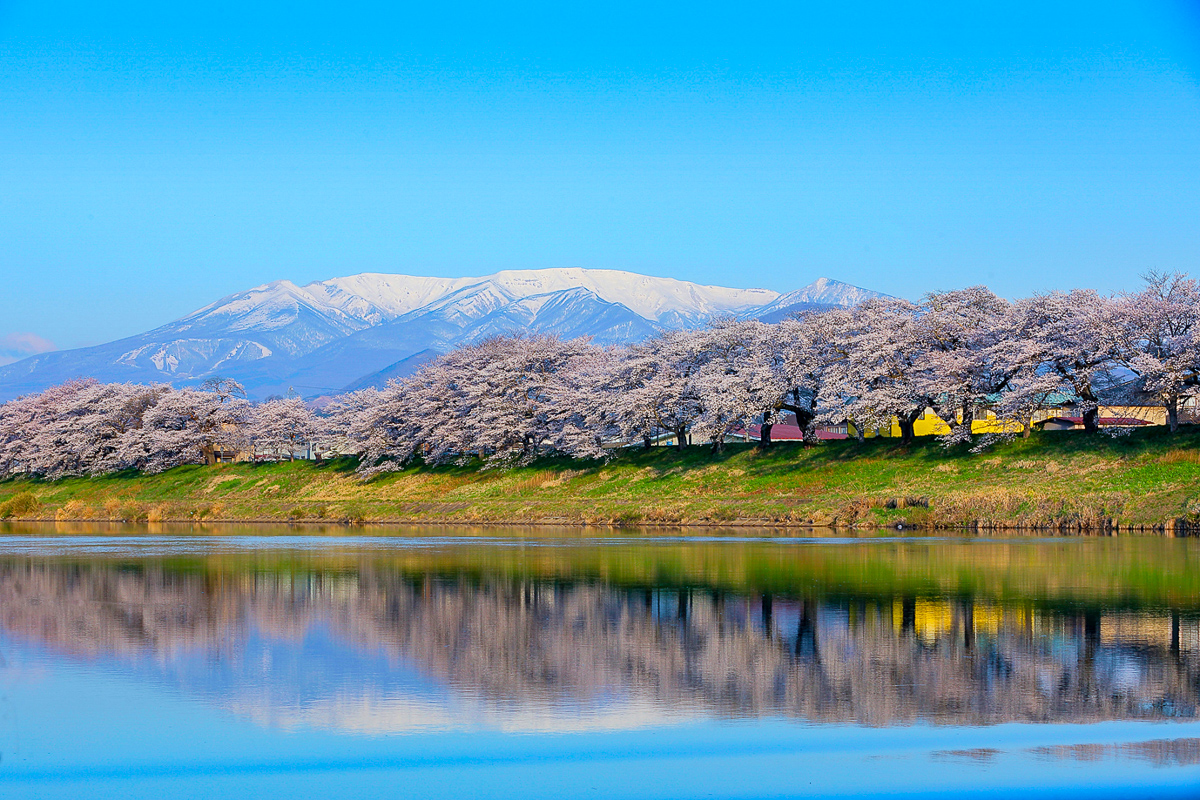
[3,427,1200,530]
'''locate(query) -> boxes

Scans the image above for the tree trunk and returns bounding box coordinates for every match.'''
[202,445,217,466]
[642,434,653,450]
[898,410,920,444]
[1168,396,1180,433]
[959,400,973,442]
[1022,419,1032,439]
[781,402,816,443]
[1080,386,1100,433]
[782,402,815,429]
[675,426,688,449]
[759,412,773,449]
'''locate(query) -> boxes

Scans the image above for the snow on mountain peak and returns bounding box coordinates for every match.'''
[0,267,887,401]
[171,268,868,357]
[313,273,470,318]
[480,268,778,321]
[760,277,885,311]
[302,268,779,325]
[180,280,314,330]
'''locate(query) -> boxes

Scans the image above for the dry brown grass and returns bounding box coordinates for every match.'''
[639,505,687,524]
[1160,450,1200,465]
[930,486,1129,528]
[538,469,586,488]
[511,471,557,492]
[54,499,91,520]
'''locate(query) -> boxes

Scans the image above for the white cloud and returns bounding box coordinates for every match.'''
[0,332,57,365]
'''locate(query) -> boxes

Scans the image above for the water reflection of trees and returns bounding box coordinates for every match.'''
[1,560,1199,726]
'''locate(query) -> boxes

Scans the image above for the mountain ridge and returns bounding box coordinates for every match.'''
[0,269,885,399]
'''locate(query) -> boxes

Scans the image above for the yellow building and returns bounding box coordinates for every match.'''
[850,402,1172,439]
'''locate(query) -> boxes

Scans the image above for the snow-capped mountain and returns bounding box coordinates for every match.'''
[0,269,884,399]
[749,277,886,323]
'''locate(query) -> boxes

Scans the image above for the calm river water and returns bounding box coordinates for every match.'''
[1,523,1200,798]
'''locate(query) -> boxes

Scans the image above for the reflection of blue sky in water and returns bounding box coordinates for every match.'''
[112,625,699,735]
[3,534,1200,797]
[4,636,1200,800]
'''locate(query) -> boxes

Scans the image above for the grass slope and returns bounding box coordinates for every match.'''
[4,427,1200,529]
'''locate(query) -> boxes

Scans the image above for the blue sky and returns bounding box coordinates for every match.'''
[2,1,1200,355]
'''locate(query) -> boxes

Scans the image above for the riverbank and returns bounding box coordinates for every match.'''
[3,427,1200,530]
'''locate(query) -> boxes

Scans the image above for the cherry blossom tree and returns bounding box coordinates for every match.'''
[671,318,819,451]
[1,379,105,477]
[201,377,247,403]
[1118,272,1200,433]
[605,330,707,450]
[250,398,319,460]
[121,387,250,472]
[324,386,412,474]
[686,320,769,452]
[0,379,94,477]
[434,334,606,467]
[773,310,854,444]
[911,287,1023,445]
[0,380,167,478]
[1014,290,1126,434]
[821,298,934,443]
[63,382,168,475]
[338,334,608,476]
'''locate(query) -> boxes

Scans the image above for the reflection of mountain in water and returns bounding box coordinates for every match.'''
[1,560,1199,731]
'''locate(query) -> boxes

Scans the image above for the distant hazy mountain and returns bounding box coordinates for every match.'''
[0,269,884,400]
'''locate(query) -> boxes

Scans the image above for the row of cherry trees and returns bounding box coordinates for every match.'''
[0,378,318,479]
[332,272,1200,473]
[2,273,1197,479]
